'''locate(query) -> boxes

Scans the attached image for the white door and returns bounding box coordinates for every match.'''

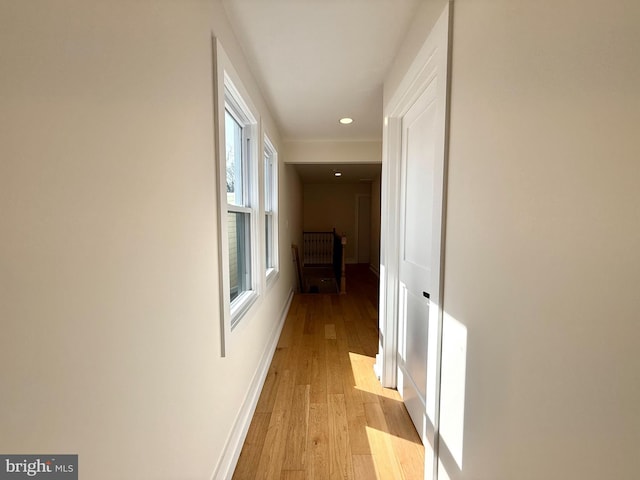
[377,5,449,479]
[397,74,446,445]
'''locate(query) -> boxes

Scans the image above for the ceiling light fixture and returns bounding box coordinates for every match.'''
[334,171,342,177]
[339,117,353,125]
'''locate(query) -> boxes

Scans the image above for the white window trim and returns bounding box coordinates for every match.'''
[214,39,263,356]
[263,134,279,287]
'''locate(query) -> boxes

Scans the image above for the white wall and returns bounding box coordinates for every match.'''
[284,164,304,273]
[383,0,448,105]
[0,1,299,478]
[384,0,640,479]
[370,174,381,274]
[284,139,382,164]
[303,183,371,264]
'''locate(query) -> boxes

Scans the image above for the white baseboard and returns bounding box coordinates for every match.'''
[211,289,294,480]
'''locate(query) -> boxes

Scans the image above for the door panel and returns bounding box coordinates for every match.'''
[397,76,442,444]
[403,94,436,271]
[404,288,429,392]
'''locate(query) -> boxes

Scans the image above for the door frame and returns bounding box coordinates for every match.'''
[376,3,452,479]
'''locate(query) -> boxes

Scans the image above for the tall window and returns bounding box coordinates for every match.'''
[216,41,272,354]
[223,84,257,327]
[225,108,250,302]
[264,136,278,280]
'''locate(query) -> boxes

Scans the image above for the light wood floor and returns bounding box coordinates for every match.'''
[232,266,425,479]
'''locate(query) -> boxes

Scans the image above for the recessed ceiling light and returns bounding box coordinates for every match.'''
[339,117,353,125]
[334,172,342,177]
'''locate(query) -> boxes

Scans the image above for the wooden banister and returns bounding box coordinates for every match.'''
[301,229,346,294]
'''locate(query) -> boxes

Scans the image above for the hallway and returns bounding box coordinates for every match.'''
[233,266,425,479]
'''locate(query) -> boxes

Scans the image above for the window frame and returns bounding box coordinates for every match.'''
[224,80,259,329]
[263,134,279,285]
[224,98,254,315]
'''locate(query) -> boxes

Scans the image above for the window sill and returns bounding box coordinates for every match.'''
[266,268,279,290]
[230,290,258,330]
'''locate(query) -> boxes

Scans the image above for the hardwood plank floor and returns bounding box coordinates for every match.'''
[233,265,424,479]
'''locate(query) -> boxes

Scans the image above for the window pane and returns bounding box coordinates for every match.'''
[265,213,273,269]
[225,109,244,206]
[228,211,251,302]
[264,149,272,211]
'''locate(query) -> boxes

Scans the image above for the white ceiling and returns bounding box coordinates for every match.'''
[221,0,421,141]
